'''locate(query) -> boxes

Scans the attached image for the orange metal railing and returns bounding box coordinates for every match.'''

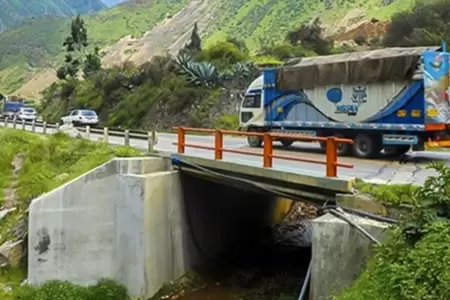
[173,127,354,177]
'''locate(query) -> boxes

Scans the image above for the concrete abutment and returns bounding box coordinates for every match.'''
[28,157,281,298]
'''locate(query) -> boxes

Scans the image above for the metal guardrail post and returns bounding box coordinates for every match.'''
[21,119,25,130]
[148,131,155,152]
[103,127,109,143]
[32,119,36,132]
[214,129,223,160]
[4,117,8,127]
[86,126,90,139]
[55,123,59,131]
[326,137,338,177]
[12,118,16,129]
[177,127,185,153]
[124,129,130,146]
[43,122,47,134]
[263,133,273,168]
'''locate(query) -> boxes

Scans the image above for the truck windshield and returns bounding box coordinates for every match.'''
[242,93,262,108]
[23,108,35,113]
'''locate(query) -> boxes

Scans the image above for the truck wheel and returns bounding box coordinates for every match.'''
[247,128,263,148]
[281,140,294,147]
[319,133,352,156]
[353,134,381,158]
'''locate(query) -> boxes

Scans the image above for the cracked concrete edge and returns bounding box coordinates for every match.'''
[336,193,388,216]
[172,154,355,193]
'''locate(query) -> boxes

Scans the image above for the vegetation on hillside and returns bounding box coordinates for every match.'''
[0,0,106,31]
[0,0,417,95]
[335,163,450,300]
[38,12,337,129]
[0,0,188,94]
[35,0,450,131]
[0,128,140,299]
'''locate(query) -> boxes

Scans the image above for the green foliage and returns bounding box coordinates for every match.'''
[285,18,333,55]
[198,41,249,69]
[13,279,129,300]
[0,129,140,299]
[383,0,450,47]
[354,179,418,206]
[0,0,106,31]
[183,22,202,54]
[335,163,450,300]
[0,0,187,94]
[57,15,101,80]
[213,114,239,130]
[256,43,316,61]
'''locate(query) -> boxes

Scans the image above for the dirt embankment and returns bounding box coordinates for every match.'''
[101,0,217,68]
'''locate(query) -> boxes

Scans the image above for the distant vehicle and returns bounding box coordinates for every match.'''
[15,107,37,121]
[2,101,23,118]
[60,109,99,126]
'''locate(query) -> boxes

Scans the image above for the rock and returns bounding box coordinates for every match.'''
[272,220,313,247]
[0,240,24,267]
[12,217,28,240]
[0,207,17,220]
[54,173,70,181]
[57,124,84,139]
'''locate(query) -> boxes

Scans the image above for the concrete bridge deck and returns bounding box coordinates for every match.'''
[2,121,448,185]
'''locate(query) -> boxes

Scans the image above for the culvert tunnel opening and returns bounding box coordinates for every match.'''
[155,171,316,300]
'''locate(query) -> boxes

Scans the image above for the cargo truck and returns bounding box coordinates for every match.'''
[238,44,450,158]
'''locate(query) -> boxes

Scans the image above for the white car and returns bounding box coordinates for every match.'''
[60,109,99,126]
[16,107,37,121]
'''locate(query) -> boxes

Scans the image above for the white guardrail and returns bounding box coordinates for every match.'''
[0,116,158,152]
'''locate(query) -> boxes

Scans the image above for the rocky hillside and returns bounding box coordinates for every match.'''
[0,0,106,31]
[0,0,415,98]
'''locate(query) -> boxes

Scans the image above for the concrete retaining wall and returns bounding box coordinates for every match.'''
[310,213,389,300]
[28,157,194,298]
[28,157,280,298]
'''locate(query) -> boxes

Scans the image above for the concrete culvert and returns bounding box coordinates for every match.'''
[150,172,316,300]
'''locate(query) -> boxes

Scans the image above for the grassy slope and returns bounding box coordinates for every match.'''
[0,128,141,299]
[0,0,187,94]
[0,0,414,95]
[0,0,106,30]
[203,0,415,49]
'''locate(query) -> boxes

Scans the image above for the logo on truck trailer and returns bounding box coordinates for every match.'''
[326,86,367,116]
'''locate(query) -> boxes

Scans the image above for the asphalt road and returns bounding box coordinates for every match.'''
[3,122,450,185]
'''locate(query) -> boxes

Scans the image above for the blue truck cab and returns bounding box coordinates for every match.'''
[239,44,450,158]
[1,101,24,118]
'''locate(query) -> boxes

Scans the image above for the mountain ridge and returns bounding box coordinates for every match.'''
[0,0,106,32]
[0,0,415,98]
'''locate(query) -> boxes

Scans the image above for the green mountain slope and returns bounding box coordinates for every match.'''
[0,0,415,96]
[203,0,415,49]
[0,0,106,31]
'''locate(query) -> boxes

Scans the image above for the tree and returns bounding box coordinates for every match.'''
[286,17,332,55]
[185,22,202,53]
[83,47,102,78]
[57,15,101,80]
[383,0,450,47]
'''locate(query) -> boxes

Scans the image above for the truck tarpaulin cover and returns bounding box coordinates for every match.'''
[276,46,440,90]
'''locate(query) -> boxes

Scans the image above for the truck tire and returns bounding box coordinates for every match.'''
[247,128,263,148]
[353,134,382,158]
[281,140,294,147]
[319,133,352,156]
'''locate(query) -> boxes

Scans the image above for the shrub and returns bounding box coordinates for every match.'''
[335,162,450,300]
[13,279,130,300]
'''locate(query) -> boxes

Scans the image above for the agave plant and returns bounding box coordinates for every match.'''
[174,53,222,87]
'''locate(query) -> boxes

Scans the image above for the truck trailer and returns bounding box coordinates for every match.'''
[238,45,450,158]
